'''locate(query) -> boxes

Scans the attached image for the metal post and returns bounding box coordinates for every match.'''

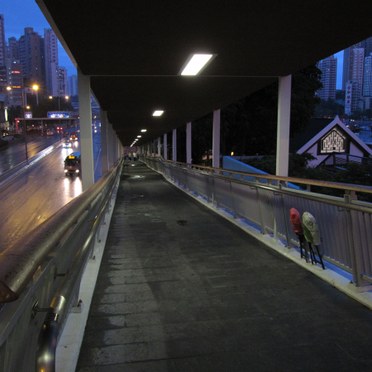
[186,122,192,165]
[78,68,95,190]
[24,120,28,164]
[172,128,177,162]
[163,133,168,160]
[212,109,221,168]
[276,75,292,177]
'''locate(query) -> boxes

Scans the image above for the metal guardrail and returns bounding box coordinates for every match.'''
[0,159,122,372]
[144,157,372,288]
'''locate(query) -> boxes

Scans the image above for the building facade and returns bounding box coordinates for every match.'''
[317,56,337,101]
[18,27,45,89]
[44,29,59,96]
[296,116,372,168]
[0,15,6,68]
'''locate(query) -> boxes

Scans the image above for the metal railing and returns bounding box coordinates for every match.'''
[0,159,122,372]
[144,157,372,288]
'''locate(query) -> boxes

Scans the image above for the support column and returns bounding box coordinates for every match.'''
[172,128,177,162]
[186,122,192,165]
[107,123,113,166]
[78,69,94,190]
[157,137,161,157]
[163,133,168,160]
[276,75,292,177]
[101,110,109,174]
[212,109,221,168]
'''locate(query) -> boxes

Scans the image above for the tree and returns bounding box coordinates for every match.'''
[313,98,345,118]
[191,65,322,163]
[220,65,322,156]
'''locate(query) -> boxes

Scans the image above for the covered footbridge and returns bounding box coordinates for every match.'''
[1,1,372,371]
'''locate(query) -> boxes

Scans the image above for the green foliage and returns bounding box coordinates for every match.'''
[245,155,372,201]
[191,64,323,163]
[191,113,212,164]
[314,98,345,118]
[220,65,322,157]
[246,154,316,176]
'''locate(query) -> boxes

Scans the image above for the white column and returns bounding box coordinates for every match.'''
[107,123,112,166]
[172,128,177,162]
[163,133,168,160]
[101,111,109,174]
[212,109,221,168]
[276,75,292,177]
[186,122,192,165]
[78,69,94,190]
[157,137,161,157]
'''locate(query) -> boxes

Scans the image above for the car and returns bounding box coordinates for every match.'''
[64,152,81,176]
[69,134,78,142]
[1,135,15,141]
[62,140,72,148]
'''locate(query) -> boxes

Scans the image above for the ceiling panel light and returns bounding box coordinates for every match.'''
[152,110,164,117]
[180,54,214,76]
[137,135,142,138]
[141,129,147,132]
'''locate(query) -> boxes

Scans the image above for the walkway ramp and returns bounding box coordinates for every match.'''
[76,162,372,371]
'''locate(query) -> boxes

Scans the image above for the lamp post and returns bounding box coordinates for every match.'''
[49,95,70,136]
[32,84,39,106]
[49,95,69,111]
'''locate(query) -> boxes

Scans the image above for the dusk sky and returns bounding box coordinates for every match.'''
[1,0,76,76]
[1,0,344,87]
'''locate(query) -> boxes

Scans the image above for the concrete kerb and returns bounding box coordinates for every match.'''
[55,173,121,372]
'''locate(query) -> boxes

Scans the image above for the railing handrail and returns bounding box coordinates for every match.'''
[160,158,372,196]
[0,159,122,303]
[145,156,372,290]
[35,169,120,372]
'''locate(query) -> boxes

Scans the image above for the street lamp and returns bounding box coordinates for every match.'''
[32,84,39,105]
[49,95,69,111]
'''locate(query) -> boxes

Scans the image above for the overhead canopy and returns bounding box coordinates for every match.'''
[37,0,372,146]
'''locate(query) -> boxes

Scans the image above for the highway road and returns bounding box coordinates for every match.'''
[0,134,60,174]
[0,131,102,252]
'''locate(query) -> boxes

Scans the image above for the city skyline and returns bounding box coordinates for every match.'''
[1,0,76,76]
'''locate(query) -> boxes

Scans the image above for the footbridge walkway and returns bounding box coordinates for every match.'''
[1,159,372,372]
[73,160,372,371]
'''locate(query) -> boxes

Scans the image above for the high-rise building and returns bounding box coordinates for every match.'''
[363,53,372,97]
[342,41,363,90]
[0,15,6,67]
[7,37,19,61]
[342,45,365,114]
[317,56,337,101]
[57,66,68,96]
[7,60,24,107]
[360,36,372,58]
[18,27,45,89]
[44,29,59,96]
[68,74,78,96]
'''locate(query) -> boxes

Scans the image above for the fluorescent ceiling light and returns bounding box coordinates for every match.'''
[180,54,214,76]
[137,135,142,138]
[141,129,147,132]
[152,110,164,117]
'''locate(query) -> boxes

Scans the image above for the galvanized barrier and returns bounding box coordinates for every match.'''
[0,160,122,372]
[144,157,372,287]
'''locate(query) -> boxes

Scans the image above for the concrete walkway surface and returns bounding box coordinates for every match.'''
[75,162,372,372]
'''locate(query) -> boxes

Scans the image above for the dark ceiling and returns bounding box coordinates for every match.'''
[37,0,372,146]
